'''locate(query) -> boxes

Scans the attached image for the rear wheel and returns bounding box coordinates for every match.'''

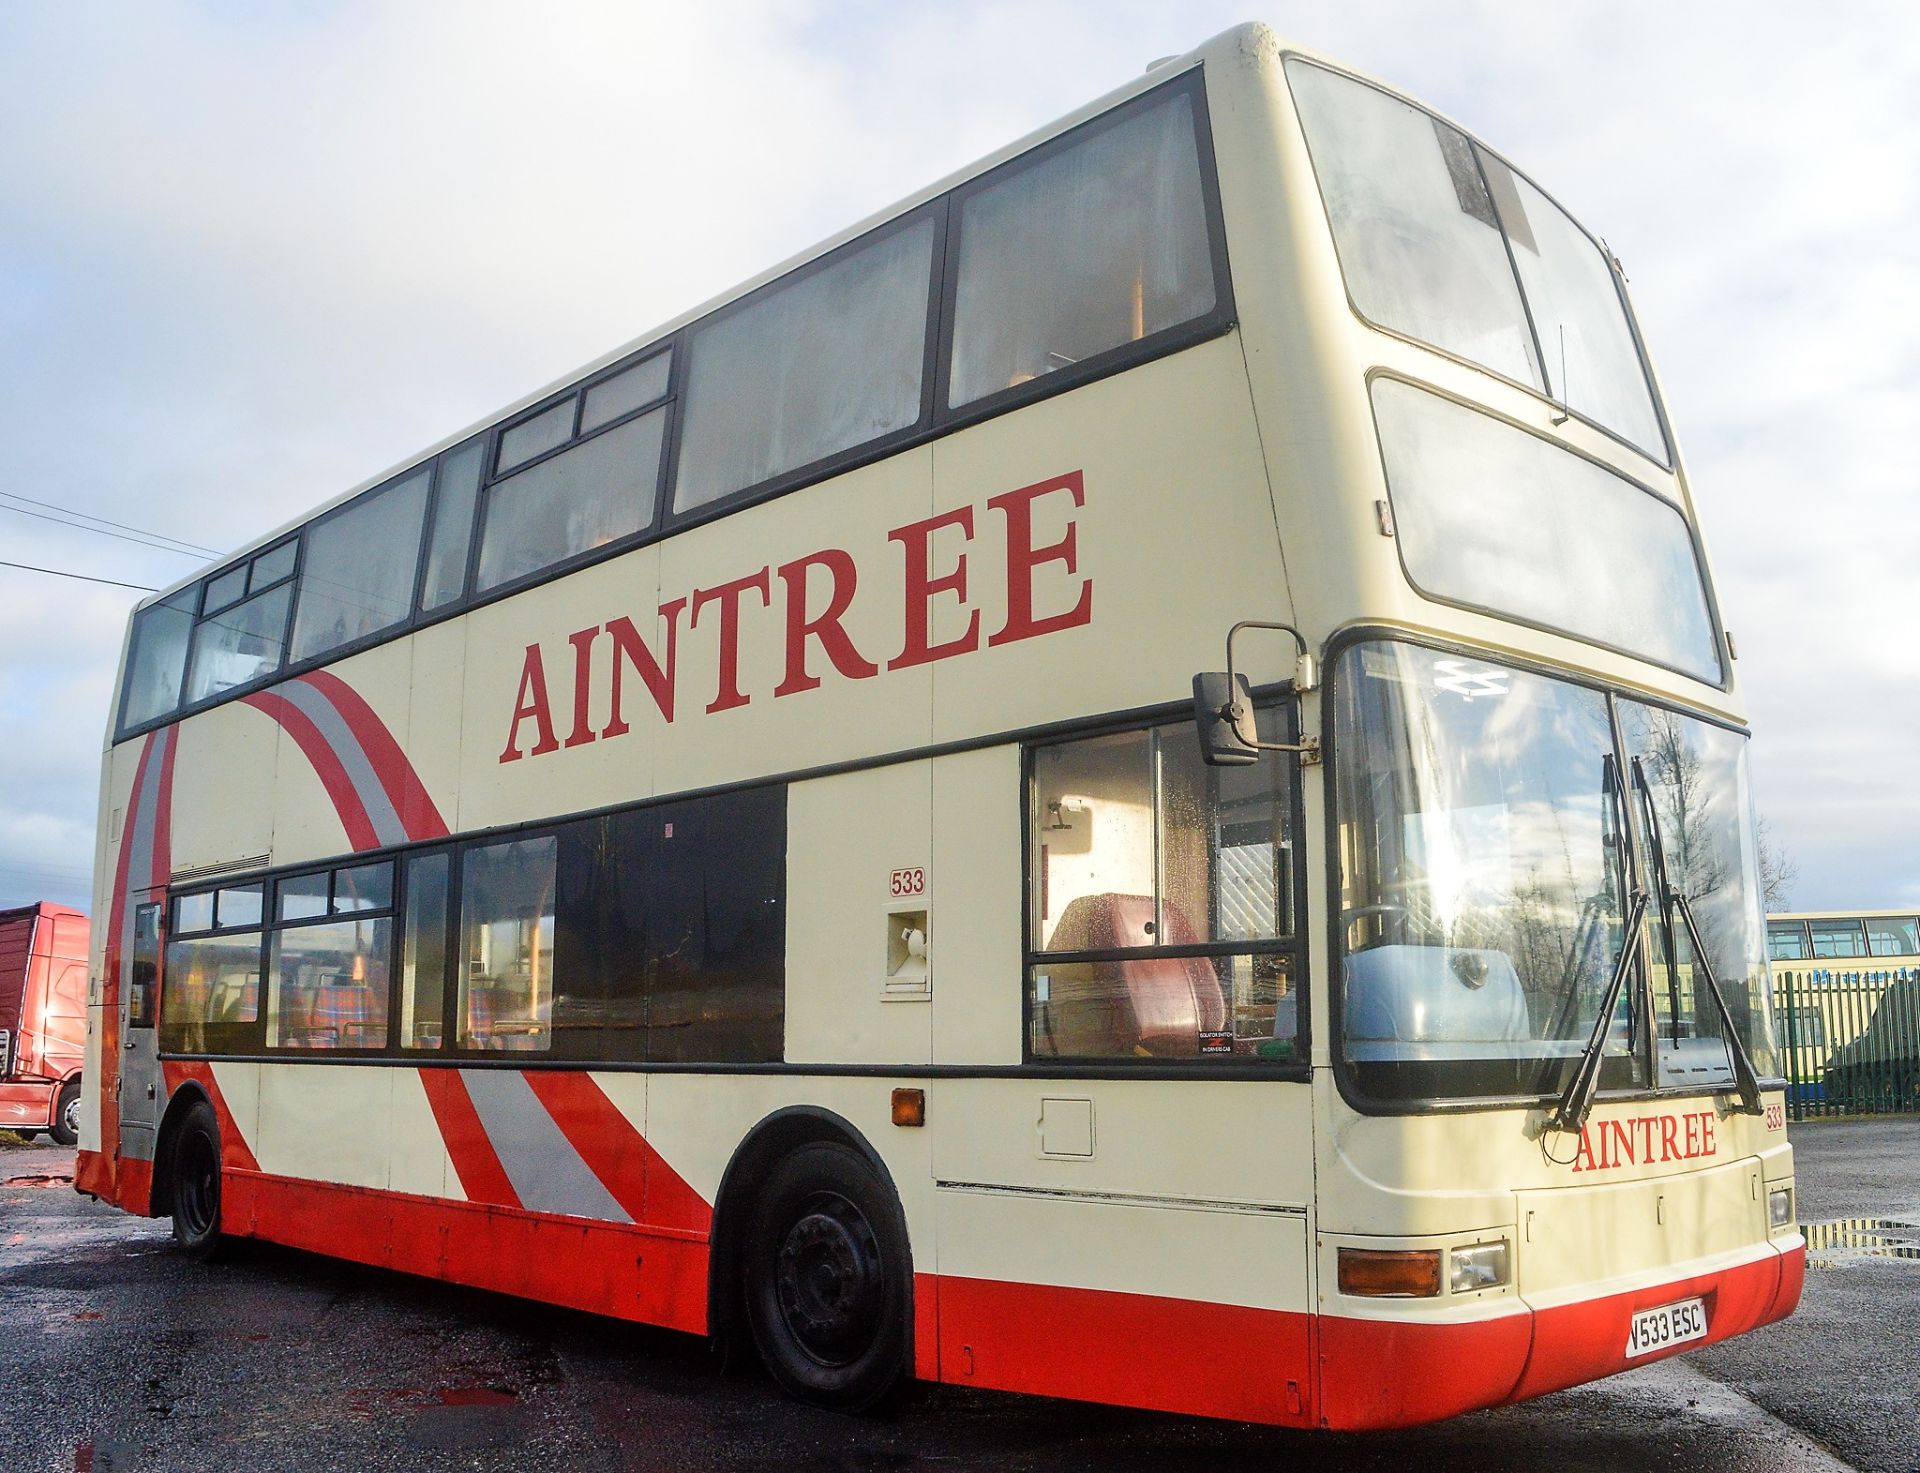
[48,1080,81,1147]
[170,1101,225,1261]
[744,1142,909,1413]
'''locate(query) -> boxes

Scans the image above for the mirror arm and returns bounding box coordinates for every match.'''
[1223,621,1321,764]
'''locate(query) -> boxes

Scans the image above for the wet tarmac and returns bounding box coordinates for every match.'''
[4,1124,1913,1473]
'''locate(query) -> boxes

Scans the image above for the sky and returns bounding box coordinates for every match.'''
[0,0,1915,917]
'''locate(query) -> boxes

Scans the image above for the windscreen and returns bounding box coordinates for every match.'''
[1334,640,1779,1106]
[1288,57,1667,461]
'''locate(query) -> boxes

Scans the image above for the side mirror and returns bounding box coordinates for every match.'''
[1192,672,1261,766]
[1191,621,1322,768]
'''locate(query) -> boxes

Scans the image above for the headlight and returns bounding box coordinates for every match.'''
[1449,1241,1511,1294]
[1768,1187,1794,1230]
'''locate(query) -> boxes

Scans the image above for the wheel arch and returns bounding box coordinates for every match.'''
[706,1105,914,1358]
[149,1080,215,1218]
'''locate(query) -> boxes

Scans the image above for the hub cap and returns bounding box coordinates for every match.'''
[774,1191,883,1366]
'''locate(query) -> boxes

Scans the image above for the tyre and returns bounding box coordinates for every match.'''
[744,1141,910,1413]
[169,1100,226,1261]
[48,1080,81,1147]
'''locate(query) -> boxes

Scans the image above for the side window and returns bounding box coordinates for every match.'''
[947,87,1219,410]
[119,586,199,733]
[1866,916,1920,959]
[399,851,450,1049]
[160,891,263,1055]
[476,354,671,592]
[418,441,485,612]
[185,543,298,706]
[458,836,557,1051]
[674,223,934,514]
[1766,922,1810,962]
[1809,919,1868,959]
[128,902,162,1028]
[265,862,395,1051]
[290,468,431,663]
[1026,715,1300,1061]
[629,787,786,1064]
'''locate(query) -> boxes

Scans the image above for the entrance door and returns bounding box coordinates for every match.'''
[118,895,165,1151]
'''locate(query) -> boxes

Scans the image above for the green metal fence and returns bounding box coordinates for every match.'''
[1773,965,1920,1119]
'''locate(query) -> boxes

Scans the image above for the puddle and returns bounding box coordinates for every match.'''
[1803,1217,1920,1264]
[4,1173,74,1188]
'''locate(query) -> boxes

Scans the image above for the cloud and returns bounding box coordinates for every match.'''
[0,0,1915,912]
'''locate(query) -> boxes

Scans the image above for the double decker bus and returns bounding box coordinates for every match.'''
[78,24,1801,1429]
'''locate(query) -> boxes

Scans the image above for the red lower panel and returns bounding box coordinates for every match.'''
[1510,1245,1799,1403]
[936,1274,1315,1426]
[221,1169,711,1336]
[0,1078,55,1129]
[74,1148,112,1200]
[1317,1304,1535,1430]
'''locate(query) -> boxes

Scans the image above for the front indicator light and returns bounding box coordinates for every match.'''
[1337,1248,1441,1298]
[1449,1241,1511,1294]
[1769,1187,1793,1230]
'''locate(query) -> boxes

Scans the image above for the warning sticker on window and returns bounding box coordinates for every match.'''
[1198,1031,1233,1055]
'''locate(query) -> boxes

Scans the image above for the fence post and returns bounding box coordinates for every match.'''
[1782,967,1802,1122]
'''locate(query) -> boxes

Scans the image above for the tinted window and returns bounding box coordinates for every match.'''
[949,91,1216,408]
[401,851,450,1049]
[459,836,557,1052]
[268,917,391,1050]
[674,220,934,513]
[186,583,292,703]
[160,932,262,1054]
[216,884,264,929]
[120,586,198,731]
[476,409,665,591]
[631,787,787,1063]
[290,469,430,663]
[278,872,331,922]
[1373,380,1718,683]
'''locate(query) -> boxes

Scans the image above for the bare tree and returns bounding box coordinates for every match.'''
[1756,814,1798,913]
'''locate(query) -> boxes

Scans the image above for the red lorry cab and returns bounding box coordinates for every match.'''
[0,902,90,1145]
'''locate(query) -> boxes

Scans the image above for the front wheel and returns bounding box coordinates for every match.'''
[744,1142,910,1413]
[48,1080,81,1147]
[169,1100,226,1261]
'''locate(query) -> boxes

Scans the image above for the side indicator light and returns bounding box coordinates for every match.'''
[1337,1247,1442,1298]
[891,1088,926,1128]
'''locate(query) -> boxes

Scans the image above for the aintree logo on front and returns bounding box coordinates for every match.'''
[1570,1111,1718,1173]
[498,471,1093,763]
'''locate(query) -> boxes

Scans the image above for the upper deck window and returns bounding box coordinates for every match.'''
[673,220,935,515]
[1288,59,1667,462]
[1767,921,1810,961]
[290,467,430,663]
[948,90,1217,410]
[185,543,298,704]
[119,585,199,731]
[1372,380,1719,684]
[1866,917,1920,958]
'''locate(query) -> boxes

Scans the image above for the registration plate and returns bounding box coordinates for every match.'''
[1625,1297,1708,1357]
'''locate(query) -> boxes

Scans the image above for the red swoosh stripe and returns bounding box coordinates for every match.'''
[417,1069,520,1209]
[302,670,449,839]
[241,688,382,851]
[161,1059,262,1173]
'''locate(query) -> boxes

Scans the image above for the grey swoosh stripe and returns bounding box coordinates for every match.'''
[275,679,408,848]
[459,1069,633,1224]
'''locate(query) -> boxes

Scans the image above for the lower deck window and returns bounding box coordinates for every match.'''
[1025,716,1302,1062]
[458,837,557,1053]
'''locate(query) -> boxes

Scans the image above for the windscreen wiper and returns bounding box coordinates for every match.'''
[1630,756,1764,1117]
[1551,888,1647,1134]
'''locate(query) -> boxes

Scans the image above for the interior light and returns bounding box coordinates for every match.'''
[1337,1247,1441,1298]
